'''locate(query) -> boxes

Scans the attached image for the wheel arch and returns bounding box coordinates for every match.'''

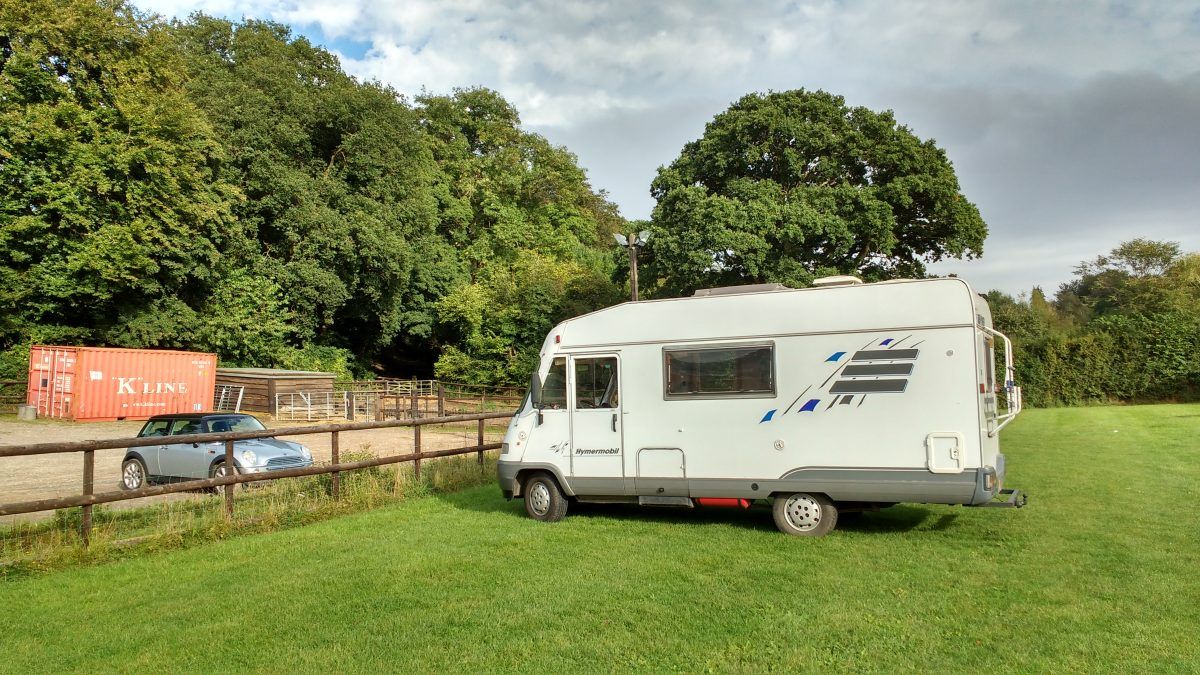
[122,450,147,465]
[209,456,243,472]
[514,466,572,498]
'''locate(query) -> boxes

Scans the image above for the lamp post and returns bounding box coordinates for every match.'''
[613,230,651,301]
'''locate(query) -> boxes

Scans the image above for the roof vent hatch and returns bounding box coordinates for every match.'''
[811,275,864,288]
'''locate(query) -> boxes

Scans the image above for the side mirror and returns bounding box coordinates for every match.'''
[530,370,545,425]
[530,369,543,408]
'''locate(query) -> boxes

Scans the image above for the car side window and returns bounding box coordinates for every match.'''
[169,419,201,436]
[139,420,171,438]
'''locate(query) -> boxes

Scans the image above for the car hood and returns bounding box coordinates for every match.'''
[237,438,304,457]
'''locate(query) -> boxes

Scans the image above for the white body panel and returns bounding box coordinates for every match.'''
[500,278,1012,506]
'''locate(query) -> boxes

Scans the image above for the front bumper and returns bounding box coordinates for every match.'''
[498,460,521,499]
[241,459,315,474]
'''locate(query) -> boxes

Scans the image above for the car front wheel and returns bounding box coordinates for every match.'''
[772,492,838,537]
[523,473,568,522]
[210,461,240,493]
[121,457,147,490]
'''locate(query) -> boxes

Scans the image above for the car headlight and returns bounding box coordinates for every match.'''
[298,445,312,461]
[241,450,257,465]
[501,442,510,455]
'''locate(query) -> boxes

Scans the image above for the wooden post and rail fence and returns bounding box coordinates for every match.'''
[0,411,513,547]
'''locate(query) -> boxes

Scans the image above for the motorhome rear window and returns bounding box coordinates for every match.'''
[663,345,775,399]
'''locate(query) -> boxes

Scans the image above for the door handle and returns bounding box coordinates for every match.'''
[611,413,617,432]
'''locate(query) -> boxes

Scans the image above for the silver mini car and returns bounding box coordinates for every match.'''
[121,413,313,490]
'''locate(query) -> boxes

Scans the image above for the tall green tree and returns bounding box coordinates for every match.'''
[0,0,240,351]
[417,89,624,384]
[173,17,447,365]
[645,89,987,296]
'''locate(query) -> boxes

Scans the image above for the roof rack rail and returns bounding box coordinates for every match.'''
[693,283,790,297]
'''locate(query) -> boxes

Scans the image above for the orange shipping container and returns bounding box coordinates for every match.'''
[26,346,217,421]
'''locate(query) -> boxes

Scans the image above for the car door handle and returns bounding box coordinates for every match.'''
[611,413,617,432]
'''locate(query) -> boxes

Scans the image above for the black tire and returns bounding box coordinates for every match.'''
[523,472,568,522]
[121,457,148,490]
[772,492,838,537]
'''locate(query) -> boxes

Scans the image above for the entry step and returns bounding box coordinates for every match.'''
[638,496,693,507]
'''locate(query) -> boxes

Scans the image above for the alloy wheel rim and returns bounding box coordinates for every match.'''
[530,483,551,515]
[784,494,822,531]
[123,463,142,489]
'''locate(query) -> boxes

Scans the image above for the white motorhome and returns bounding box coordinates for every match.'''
[497,276,1025,536]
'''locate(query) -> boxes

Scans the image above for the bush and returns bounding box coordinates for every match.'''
[1014,311,1200,406]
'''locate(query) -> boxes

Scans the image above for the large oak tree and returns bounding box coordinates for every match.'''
[644,89,987,296]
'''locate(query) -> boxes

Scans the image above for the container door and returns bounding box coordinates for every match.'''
[160,419,206,479]
[28,347,75,419]
[569,355,622,479]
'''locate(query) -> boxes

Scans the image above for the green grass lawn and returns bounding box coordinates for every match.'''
[2,404,1198,671]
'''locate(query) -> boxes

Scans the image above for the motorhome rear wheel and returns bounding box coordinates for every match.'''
[772,492,837,537]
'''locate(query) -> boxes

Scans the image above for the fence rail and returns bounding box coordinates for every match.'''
[0,379,25,413]
[276,382,525,422]
[0,410,513,546]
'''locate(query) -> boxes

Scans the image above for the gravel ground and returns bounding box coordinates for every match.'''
[0,416,502,524]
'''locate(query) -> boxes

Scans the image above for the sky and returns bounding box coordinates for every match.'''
[141,0,1200,295]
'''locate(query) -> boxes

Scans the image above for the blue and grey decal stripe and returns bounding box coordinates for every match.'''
[853,349,918,361]
[842,363,914,377]
[829,379,908,394]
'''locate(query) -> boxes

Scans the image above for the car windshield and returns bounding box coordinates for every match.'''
[204,416,267,434]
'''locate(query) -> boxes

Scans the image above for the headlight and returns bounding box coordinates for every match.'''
[501,442,510,455]
[241,450,257,465]
[299,446,312,461]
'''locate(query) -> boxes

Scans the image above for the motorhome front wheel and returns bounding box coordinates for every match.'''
[523,473,568,522]
[772,493,838,537]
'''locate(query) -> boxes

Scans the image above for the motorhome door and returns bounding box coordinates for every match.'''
[570,355,623,478]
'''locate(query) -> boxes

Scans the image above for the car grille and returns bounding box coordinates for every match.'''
[266,456,308,470]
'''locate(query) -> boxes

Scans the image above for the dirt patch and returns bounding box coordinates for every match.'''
[0,417,503,524]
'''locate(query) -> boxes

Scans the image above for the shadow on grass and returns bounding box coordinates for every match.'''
[437,488,943,535]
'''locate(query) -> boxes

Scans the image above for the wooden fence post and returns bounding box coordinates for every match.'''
[413,424,422,482]
[81,449,94,548]
[437,382,445,417]
[224,440,235,518]
[331,430,340,500]
[410,385,418,420]
[477,418,485,466]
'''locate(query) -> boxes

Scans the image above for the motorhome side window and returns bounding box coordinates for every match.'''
[574,357,618,409]
[663,345,775,398]
[542,357,568,408]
